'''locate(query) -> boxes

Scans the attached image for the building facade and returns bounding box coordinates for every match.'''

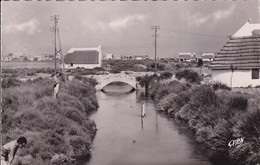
[64,45,102,69]
[202,53,214,62]
[178,53,196,62]
[210,21,260,87]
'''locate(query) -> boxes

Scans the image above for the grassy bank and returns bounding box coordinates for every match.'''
[148,69,260,165]
[2,75,99,164]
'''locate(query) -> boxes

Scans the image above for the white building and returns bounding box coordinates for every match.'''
[202,53,214,62]
[210,20,260,87]
[1,56,12,61]
[134,54,149,60]
[64,45,102,69]
[113,54,121,60]
[178,53,196,62]
[104,54,113,60]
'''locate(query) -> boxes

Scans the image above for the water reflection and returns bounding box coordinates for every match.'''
[102,82,135,94]
[86,84,231,165]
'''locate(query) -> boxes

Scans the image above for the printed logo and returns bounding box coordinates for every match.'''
[228,137,244,148]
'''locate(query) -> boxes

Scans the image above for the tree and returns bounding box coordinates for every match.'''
[136,74,158,95]
[197,58,203,74]
[23,57,30,61]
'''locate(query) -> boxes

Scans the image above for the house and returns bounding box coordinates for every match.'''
[210,20,260,87]
[178,53,196,62]
[202,53,214,62]
[64,45,102,69]
[134,54,149,60]
[2,56,12,61]
[104,54,113,60]
[113,54,121,60]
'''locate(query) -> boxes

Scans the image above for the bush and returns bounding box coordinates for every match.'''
[159,71,173,79]
[175,69,202,84]
[228,94,248,112]
[151,76,260,165]
[67,79,96,100]
[2,77,22,88]
[229,108,260,165]
[213,82,231,91]
[2,76,98,164]
[69,136,91,159]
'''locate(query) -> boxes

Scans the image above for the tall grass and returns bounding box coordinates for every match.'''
[150,80,260,165]
[2,77,98,164]
[175,69,202,84]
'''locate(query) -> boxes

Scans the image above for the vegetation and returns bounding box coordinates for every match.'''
[175,69,202,84]
[149,78,260,165]
[2,72,98,164]
[136,74,158,95]
[103,59,167,72]
[212,81,231,91]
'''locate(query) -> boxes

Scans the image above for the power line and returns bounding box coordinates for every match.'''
[151,25,160,71]
[50,15,66,82]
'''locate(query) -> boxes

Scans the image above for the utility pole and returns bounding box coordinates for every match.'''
[50,15,66,82]
[151,26,160,71]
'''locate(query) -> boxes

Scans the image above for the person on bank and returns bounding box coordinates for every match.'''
[53,72,61,99]
[1,137,27,165]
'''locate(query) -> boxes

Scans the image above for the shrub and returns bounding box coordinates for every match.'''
[229,108,260,165]
[67,79,96,100]
[2,77,22,88]
[175,69,202,84]
[63,107,85,125]
[159,71,173,79]
[228,94,248,112]
[2,76,98,164]
[172,91,190,111]
[187,85,218,111]
[212,82,231,91]
[81,97,97,113]
[69,136,91,159]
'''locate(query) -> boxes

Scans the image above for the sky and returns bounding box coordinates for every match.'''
[1,1,260,58]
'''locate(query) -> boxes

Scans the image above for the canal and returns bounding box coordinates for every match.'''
[86,83,231,165]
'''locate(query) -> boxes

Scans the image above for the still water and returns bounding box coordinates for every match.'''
[87,84,230,165]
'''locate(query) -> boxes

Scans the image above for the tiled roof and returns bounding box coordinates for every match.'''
[64,50,99,64]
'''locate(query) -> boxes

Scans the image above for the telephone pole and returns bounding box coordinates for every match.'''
[50,15,66,82]
[151,25,160,71]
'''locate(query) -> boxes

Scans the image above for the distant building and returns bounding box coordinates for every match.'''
[1,56,12,61]
[134,54,150,60]
[64,45,102,69]
[210,20,260,87]
[202,53,214,62]
[178,53,196,62]
[113,54,122,60]
[104,54,113,60]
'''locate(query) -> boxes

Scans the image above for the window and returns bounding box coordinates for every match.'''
[70,63,73,67]
[252,68,259,79]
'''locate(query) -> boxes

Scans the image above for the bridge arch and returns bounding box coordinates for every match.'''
[96,77,137,91]
[85,71,154,91]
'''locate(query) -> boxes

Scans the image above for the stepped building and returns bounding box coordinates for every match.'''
[210,21,260,87]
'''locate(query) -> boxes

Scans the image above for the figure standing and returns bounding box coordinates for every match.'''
[53,72,60,99]
[141,102,145,117]
[1,137,27,165]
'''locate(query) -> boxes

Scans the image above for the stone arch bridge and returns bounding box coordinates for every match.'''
[85,71,154,91]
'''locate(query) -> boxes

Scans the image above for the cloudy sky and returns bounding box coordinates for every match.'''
[1,1,259,58]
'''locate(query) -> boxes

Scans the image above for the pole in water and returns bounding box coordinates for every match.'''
[141,102,145,117]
